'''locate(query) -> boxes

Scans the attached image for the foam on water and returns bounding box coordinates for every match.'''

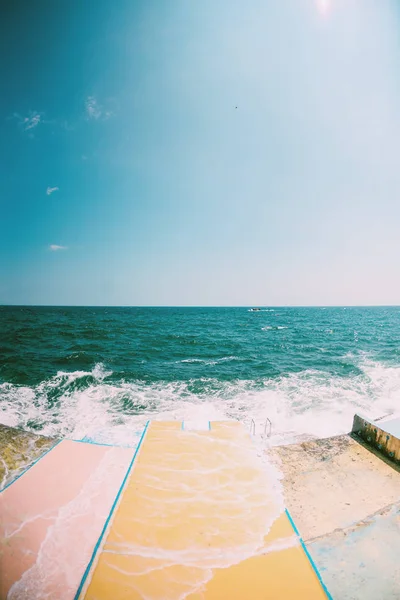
[1,356,400,446]
[177,356,240,365]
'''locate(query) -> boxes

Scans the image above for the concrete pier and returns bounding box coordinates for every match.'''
[1,421,329,599]
[269,433,400,599]
[78,421,328,599]
[2,416,400,598]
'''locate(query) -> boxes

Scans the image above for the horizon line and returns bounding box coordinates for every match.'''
[1,304,400,309]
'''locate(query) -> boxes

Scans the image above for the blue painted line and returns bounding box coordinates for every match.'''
[71,438,123,448]
[285,508,333,600]
[74,421,150,600]
[70,438,136,448]
[1,439,62,493]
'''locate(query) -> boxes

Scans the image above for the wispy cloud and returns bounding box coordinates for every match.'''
[12,111,42,131]
[86,96,102,119]
[85,96,114,121]
[46,186,59,196]
[24,113,41,130]
[49,244,68,251]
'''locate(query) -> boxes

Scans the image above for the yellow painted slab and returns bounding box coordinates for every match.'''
[80,421,328,599]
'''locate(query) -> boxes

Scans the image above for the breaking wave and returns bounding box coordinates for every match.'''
[1,357,400,447]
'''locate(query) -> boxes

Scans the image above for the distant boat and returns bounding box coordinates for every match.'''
[250,308,261,312]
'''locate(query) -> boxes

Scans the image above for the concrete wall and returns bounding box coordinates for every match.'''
[352,414,400,465]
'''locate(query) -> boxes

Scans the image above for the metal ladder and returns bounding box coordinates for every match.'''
[249,418,272,437]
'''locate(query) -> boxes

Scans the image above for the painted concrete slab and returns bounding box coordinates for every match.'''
[309,503,400,600]
[0,423,56,491]
[79,421,328,599]
[0,439,133,600]
[269,434,400,599]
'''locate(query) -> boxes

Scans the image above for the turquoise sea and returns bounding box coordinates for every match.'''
[1,306,400,445]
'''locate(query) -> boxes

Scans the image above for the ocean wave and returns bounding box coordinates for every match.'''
[261,326,288,331]
[1,357,400,447]
[178,356,240,366]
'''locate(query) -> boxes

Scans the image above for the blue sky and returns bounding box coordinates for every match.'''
[2,0,400,306]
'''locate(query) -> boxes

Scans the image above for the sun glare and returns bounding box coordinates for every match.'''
[316,0,331,17]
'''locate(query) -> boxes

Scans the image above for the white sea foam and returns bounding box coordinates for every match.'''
[1,358,400,446]
[178,356,239,366]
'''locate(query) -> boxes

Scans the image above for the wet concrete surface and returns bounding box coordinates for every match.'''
[269,434,400,599]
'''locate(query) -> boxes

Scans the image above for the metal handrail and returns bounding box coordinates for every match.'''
[264,418,272,438]
[249,417,272,437]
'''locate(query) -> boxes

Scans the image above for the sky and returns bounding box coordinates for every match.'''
[1,0,400,306]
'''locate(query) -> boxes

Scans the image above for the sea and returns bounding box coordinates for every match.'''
[1,305,400,447]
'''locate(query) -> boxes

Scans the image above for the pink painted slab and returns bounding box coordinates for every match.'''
[0,439,133,600]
